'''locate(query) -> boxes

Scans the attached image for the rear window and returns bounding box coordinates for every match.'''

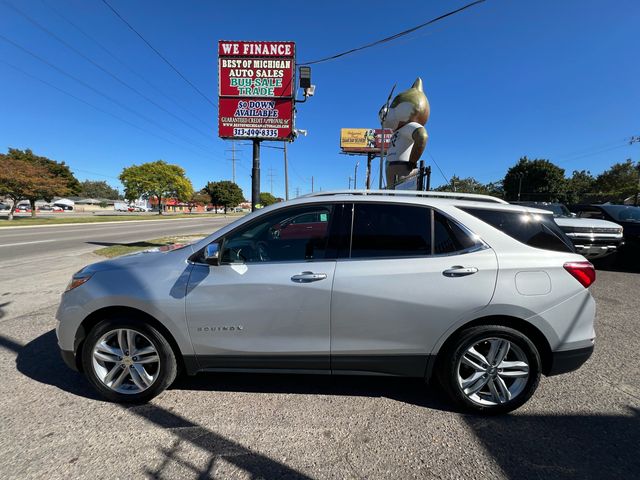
[461,208,574,253]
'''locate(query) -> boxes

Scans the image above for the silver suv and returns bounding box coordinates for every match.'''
[56,191,596,414]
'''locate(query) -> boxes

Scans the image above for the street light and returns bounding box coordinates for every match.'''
[354,161,360,190]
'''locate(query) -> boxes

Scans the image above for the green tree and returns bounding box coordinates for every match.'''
[565,170,596,204]
[204,181,244,213]
[592,159,639,203]
[79,180,121,199]
[1,149,75,217]
[119,160,193,215]
[259,192,278,206]
[188,190,211,212]
[0,154,69,220]
[503,157,567,202]
[434,176,503,198]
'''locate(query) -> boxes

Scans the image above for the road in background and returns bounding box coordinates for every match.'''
[0,216,237,322]
[0,216,238,259]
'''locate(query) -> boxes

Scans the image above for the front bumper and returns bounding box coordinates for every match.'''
[60,348,79,371]
[546,345,594,376]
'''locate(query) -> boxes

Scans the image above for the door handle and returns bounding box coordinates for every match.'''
[443,266,479,277]
[291,271,327,283]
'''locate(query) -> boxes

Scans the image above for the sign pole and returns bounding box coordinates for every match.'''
[379,126,385,189]
[366,152,373,190]
[252,139,261,211]
[284,141,289,200]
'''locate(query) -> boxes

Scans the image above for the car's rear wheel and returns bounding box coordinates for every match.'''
[437,325,541,414]
[82,318,177,403]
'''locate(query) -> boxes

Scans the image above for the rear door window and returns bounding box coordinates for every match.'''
[461,208,574,253]
[351,203,431,258]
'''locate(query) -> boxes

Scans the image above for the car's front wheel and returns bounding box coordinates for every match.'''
[437,325,541,414]
[82,319,177,403]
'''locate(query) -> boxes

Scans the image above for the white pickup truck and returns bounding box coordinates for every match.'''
[515,202,624,259]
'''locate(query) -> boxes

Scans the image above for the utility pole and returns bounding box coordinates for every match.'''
[267,168,276,195]
[226,140,238,184]
[348,176,353,189]
[295,186,300,197]
[251,140,260,211]
[283,141,289,200]
[311,176,314,193]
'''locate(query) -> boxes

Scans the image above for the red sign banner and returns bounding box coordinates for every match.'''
[218,41,295,58]
[219,57,294,97]
[218,98,293,140]
[218,40,295,141]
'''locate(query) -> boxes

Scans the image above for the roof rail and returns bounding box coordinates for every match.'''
[302,189,507,204]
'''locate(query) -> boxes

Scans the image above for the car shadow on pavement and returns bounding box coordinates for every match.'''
[6,330,314,479]
[12,329,455,412]
[463,408,640,479]
[170,371,456,411]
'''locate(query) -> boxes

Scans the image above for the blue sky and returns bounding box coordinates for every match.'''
[1,0,638,199]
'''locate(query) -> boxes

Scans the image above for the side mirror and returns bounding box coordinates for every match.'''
[204,243,220,266]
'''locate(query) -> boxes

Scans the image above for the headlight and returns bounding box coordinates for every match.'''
[65,271,93,292]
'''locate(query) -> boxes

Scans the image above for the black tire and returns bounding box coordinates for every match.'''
[81,318,178,403]
[436,325,541,415]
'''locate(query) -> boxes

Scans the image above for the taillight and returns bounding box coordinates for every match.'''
[563,262,596,288]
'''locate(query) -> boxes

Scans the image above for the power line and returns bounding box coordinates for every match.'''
[0,58,217,164]
[300,0,486,65]
[2,0,214,147]
[100,0,217,109]
[0,33,217,158]
[426,151,450,185]
[40,0,212,127]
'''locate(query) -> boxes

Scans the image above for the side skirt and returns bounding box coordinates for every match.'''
[183,354,432,378]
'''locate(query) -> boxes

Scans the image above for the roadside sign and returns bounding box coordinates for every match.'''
[218,98,293,139]
[218,40,295,141]
[340,128,392,153]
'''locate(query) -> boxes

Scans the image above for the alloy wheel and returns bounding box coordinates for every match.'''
[91,328,160,394]
[456,337,530,406]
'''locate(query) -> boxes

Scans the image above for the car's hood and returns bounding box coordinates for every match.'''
[554,217,621,229]
[82,244,196,274]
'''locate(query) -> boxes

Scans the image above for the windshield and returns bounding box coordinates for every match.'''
[520,203,571,217]
[601,205,640,222]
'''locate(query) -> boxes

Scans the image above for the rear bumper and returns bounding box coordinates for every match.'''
[546,345,594,376]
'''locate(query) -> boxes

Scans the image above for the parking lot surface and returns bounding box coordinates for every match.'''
[0,226,638,478]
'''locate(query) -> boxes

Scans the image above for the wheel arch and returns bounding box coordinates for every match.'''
[427,315,553,381]
[73,305,196,375]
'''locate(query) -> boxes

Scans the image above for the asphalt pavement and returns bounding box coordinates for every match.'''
[0,215,236,258]
[0,222,638,479]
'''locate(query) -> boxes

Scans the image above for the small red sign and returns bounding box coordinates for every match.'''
[218,41,295,58]
[218,98,293,140]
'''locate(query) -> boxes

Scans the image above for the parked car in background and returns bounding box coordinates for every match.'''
[513,202,623,260]
[570,204,640,253]
[57,190,596,414]
[0,202,10,210]
[39,204,64,212]
[16,204,31,212]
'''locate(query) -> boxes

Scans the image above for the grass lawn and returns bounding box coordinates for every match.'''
[0,213,242,227]
[93,234,207,258]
